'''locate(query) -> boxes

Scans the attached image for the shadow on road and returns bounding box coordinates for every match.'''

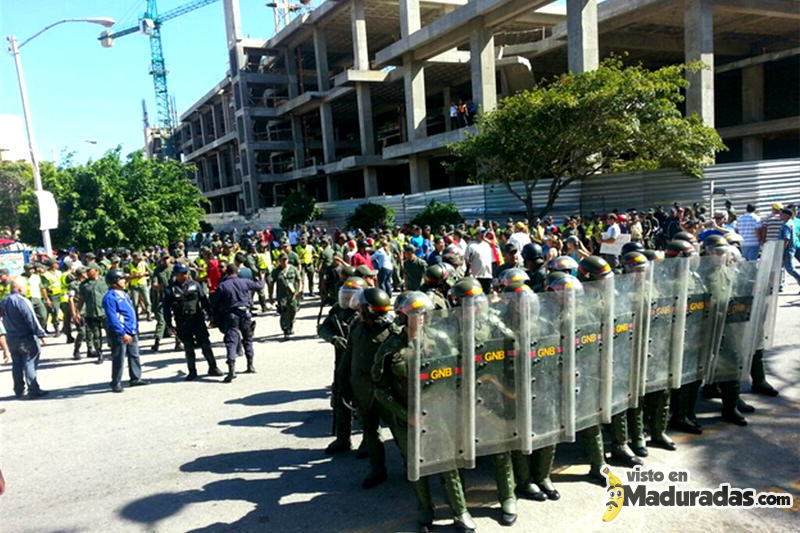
[219,409,331,439]
[118,447,414,532]
[225,388,328,407]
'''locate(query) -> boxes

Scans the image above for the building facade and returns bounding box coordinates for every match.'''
[177,0,800,215]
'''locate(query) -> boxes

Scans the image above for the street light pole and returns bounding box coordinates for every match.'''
[7,35,52,256]
[6,17,114,257]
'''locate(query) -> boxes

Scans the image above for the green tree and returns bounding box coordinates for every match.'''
[449,58,725,220]
[17,148,207,250]
[280,190,322,228]
[409,199,463,229]
[0,160,33,236]
[346,202,395,230]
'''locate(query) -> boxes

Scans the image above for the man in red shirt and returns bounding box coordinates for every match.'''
[351,240,373,269]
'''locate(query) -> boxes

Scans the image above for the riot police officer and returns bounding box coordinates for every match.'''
[372,291,477,533]
[318,277,366,455]
[576,256,614,484]
[419,264,450,310]
[163,263,223,380]
[338,287,395,489]
[450,277,518,525]
[521,242,546,292]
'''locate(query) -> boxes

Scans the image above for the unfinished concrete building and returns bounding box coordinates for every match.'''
[177,0,800,215]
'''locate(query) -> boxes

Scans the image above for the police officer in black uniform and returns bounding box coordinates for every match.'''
[211,264,265,382]
[163,263,224,380]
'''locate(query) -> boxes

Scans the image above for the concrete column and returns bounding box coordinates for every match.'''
[409,156,430,193]
[443,87,452,131]
[314,27,337,164]
[470,21,497,114]
[566,0,599,73]
[399,0,421,38]
[684,0,714,127]
[403,53,427,141]
[363,167,378,197]
[326,175,339,201]
[351,0,370,70]
[285,47,306,168]
[216,152,226,187]
[351,0,376,157]
[210,105,219,140]
[199,111,207,145]
[742,64,764,161]
[223,0,245,72]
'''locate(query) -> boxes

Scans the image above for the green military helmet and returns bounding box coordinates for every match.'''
[545,273,583,294]
[702,234,728,251]
[338,276,367,308]
[548,255,578,274]
[665,239,697,258]
[642,249,664,262]
[423,264,449,286]
[105,268,125,286]
[357,287,392,318]
[621,251,649,273]
[498,268,529,288]
[502,280,532,294]
[394,291,434,324]
[544,270,567,290]
[338,265,356,280]
[577,255,613,281]
[673,231,697,244]
[447,276,484,308]
[724,232,743,248]
[621,241,645,255]
[356,264,378,278]
[704,243,732,257]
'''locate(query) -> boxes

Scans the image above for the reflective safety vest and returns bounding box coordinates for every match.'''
[297,245,314,265]
[42,270,63,296]
[27,274,42,299]
[0,281,11,301]
[194,257,207,280]
[60,272,71,303]
[256,252,271,271]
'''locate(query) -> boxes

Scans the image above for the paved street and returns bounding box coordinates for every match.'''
[1,281,798,533]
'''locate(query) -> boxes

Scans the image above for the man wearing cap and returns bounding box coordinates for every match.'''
[150,254,181,353]
[402,244,427,291]
[67,267,87,359]
[164,263,223,380]
[76,263,108,360]
[760,203,785,244]
[296,236,317,296]
[351,240,373,269]
[126,252,151,321]
[0,278,49,398]
[271,253,303,339]
[212,264,265,381]
[23,263,49,334]
[103,270,147,392]
[41,259,64,336]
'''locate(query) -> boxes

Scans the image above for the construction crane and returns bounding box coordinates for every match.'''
[98,0,221,155]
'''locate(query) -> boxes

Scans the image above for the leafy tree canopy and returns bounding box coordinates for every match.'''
[17,148,207,250]
[449,58,726,220]
[281,190,322,228]
[346,203,395,230]
[409,199,463,229]
[0,160,34,237]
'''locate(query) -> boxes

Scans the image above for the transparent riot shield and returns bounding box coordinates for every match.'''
[407,306,474,481]
[529,288,576,450]
[469,292,525,457]
[574,277,613,430]
[759,240,784,351]
[610,270,646,415]
[676,255,719,388]
[707,258,757,384]
[644,258,687,394]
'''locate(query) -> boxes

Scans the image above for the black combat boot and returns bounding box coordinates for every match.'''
[223,362,236,383]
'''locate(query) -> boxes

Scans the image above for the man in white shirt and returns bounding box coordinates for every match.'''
[599,213,622,267]
[465,227,494,293]
[734,203,762,261]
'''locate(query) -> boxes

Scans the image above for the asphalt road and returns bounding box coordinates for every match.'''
[1,279,798,533]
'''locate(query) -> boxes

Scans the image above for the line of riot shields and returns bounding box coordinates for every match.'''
[406,240,784,482]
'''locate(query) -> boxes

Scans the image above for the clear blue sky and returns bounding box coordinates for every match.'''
[1,0,567,165]
[0,0,303,164]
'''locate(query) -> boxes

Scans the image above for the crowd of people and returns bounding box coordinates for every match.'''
[0,199,797,531]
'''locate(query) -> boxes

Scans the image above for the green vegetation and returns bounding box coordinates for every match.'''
[346,202,395,230]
